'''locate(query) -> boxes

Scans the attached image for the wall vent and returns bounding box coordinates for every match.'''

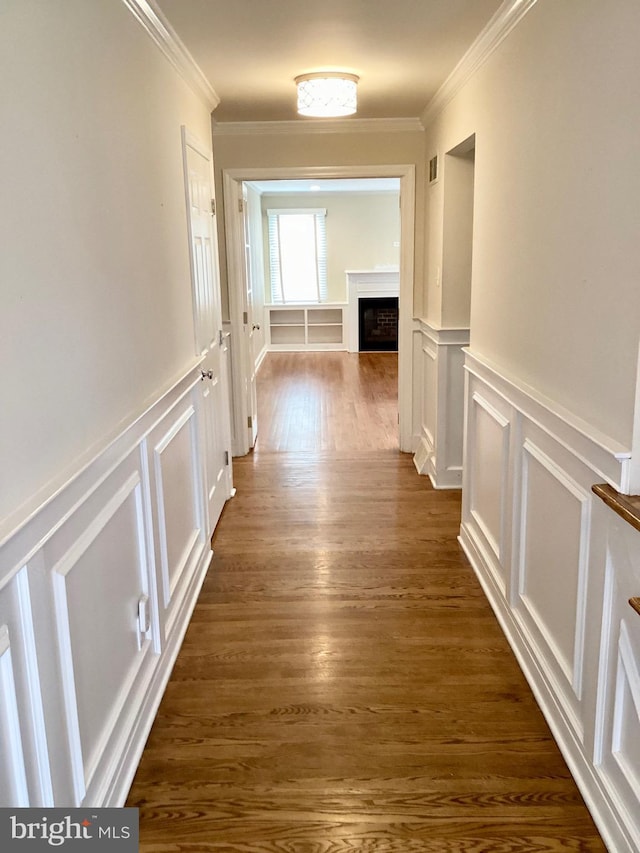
[428,154,439,185]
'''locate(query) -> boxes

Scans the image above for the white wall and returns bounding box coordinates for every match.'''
[260,192,400,303]
[0,0,212,535]
[422,0,640,448]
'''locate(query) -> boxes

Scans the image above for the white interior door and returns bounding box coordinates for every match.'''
[242,185,259,448]
[182,127,232,535]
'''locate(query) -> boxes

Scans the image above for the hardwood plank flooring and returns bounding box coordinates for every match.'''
[253,352,399,452]
[127,352,606,852]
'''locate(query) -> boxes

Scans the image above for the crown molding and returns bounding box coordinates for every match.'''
[212,117,425,137]
[121,0,219,111]
[422,0,538,127]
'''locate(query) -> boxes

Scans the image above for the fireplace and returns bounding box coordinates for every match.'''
[346,270,399,353]
[358,297,398,352]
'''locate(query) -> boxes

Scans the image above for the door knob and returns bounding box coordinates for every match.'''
[200,369,213,380]
[252,324,261,331]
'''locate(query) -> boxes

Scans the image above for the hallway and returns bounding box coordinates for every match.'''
[127,353,605,851]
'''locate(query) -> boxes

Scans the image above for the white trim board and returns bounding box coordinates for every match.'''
[0,363,206,577]
[120,0,219,110]
[465,349,631,491]
[213,118,424,136]
[421,0,539,127]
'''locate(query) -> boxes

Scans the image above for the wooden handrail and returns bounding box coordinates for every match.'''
[592,484,640,534]
[630,598,640,617]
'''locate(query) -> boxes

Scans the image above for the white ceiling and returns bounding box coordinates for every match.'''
[155,0,503,123]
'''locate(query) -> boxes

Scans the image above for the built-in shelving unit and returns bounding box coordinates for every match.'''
[267,304,347,350]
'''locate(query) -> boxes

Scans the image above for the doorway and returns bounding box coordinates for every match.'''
[223,165,416,457]
[442,136,475,329]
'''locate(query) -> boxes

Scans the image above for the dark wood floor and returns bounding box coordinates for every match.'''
[127,352,606,851]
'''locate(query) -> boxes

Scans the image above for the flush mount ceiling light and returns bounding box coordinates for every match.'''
[295,72,359,118]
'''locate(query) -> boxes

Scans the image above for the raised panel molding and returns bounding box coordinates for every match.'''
[151,397,206,638]
[594,522,640,850]
[50,469,154,804]
[0,569,52,806]
[0,625,30,806]
[459,349,637,853]
[612,621,640,795]
[469,392,510,566]
[516,439,591,739]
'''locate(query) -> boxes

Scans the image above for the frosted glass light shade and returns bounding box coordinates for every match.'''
[295,73,359,117]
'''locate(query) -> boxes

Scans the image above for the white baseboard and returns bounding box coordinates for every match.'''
[255,344,268,373]
[413,435,431,476]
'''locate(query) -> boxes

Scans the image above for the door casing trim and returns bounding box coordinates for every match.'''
[223,164,416,454]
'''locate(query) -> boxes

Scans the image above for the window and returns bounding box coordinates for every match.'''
[267,208,327,303]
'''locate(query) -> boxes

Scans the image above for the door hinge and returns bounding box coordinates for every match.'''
[238,198,244,213]
[243,311,248,324]
[210,198,216,215]
[224,450,230,466]
[247,415,253,429]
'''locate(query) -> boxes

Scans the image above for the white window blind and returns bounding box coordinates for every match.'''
[267,208,327,304]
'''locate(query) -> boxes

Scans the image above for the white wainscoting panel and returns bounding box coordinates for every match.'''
[0,360,226,809]
[422,338,437,465]
[515,437,591,741]
[459,348,637,853]
[149,390,207,640]
[413,322,469,488]
[0,625,30,806]
[45,452,156,805]
[0,569,52,806]
[594,519,640,851]
[445,346,466,474]
[469,393,510,565]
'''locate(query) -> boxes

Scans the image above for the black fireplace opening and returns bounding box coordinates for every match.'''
[358,296,399,352]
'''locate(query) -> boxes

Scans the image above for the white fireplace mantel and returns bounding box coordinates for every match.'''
[346,269,400,353]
